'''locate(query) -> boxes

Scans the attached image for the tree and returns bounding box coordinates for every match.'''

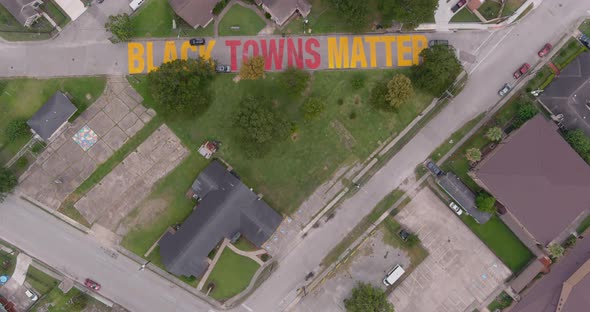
[485,127,503,142]
[350,72,366,90]
[329,0,368,31]
[564,129,590,160]
[104,14,133,43]
[465,147,481,162]
[548,243,565,259]
[344,282,394,312]
[412,45,462,96]
[147,58,215,118]
[5,119,30,142]
[0,167,17,202]
[302,97,325,121]
[386,74,414,109]
[278,67,310,96]
[369,79,390,111]
[232,96,291,157]
[239,56,266,80]
[379,0,438,29]
[475,192,496,214]
[513,101,538,127]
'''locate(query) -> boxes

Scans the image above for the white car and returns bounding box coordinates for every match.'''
[25,289,38,301]
[449,202,463,216]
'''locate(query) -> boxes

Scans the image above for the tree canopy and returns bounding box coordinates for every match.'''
[239,56,266,80]
[548,243,565,259]
[232,95,291,157]
[329,0,368,31]
[475,192,496,214]
[344,282,394,312]
[412,45,462,96]
[386,74,414,109]
[302,97,325,121]
[0,166,17,202]
[104,14,133,43]
[278,67,310,96]
[465,147,481,162]
[513,101,538,127]
[485,127,503,142]
[147,58,215,118]
[380,0,438,29]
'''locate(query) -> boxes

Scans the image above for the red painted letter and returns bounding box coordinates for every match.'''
[260,39,285,70]
[305,38,321,70]
[225,40,241,71]
[243,40,260,64]
[287,38,304,69]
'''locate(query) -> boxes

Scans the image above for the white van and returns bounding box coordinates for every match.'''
[129,0,145,11]
[383,264,405,286]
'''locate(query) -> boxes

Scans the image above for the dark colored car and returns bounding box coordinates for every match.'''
[189,38,206,46]
[399,229,410,241]
[451,0,467,13]
[538,43,552,57]
[428,40,449,48]
[84,279,101,291]
[215,64,231,73]
[426,160,443,176]
[513,63,531,79]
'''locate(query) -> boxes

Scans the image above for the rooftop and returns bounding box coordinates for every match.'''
[168,0,217,28]
[27,91,78,141]
[257,0,311,25]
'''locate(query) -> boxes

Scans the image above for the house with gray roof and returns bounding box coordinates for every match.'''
[27,91,77,142]
[168,0,217,29]
[0,0,43,27]
[256,0,310,26]
[158,160,283,278]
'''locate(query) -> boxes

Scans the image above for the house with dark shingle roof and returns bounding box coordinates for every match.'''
[472,115,590,246]
[168,0,217,29]
[158,160,283,278]
[0,0,43,27]
[256,0,311,26]
[27,91,77,142]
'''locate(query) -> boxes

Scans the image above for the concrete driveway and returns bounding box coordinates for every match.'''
[390,188,511,312]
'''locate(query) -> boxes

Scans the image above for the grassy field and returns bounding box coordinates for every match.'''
[478,1,501,21]
[502,0,527,17]
[0,77,106,165]
[0,4,53,41]
[32,287,105,312]
[218,5,266,36]
[450,9,481,23]
[25,266,59,295]
[380,216,428,270]
[580,20,590,37]
[130,0,214,38]
[205,248,260,300]
[0,250,17,277]
[552,38,587,69]
[576,215,590,234]
[526,66,553,91]
[233,238,257,252]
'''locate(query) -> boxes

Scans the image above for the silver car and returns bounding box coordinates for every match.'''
[498,83,512,97]
[449,202,463,216]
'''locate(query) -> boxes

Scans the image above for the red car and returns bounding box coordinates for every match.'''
[538,43,552,57]
[84,279,101,291]
[513,63,531,79]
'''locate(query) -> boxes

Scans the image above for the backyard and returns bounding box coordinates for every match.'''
[25,266,59,296]
[218,4,266,36]
[478,1,501,21]
[0,0,68,41]
[502,0,527,17]
[0,77,106,165]
[204,248,260,301]
[450,9,480,23]
[0,250,16,277]
[130,0,214,38]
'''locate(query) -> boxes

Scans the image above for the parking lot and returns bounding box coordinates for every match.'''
[539,52,590,135]
[390,188,511,312]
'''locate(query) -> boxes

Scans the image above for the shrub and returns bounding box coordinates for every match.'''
[349,111,357,119]
[212,0,228,15]
[31,142,46,154]
[368,79,390,111]
[278,67,310,96]
[405,233,420,247]
[485,127,503,142]
[15,157,28,171]
[0,166,18,202]
[513,101,537,127]
[386,74,414,109]
[563,235,577,249]
[265,12,271,19]
[104,14,132,43]
[239,56,266,80]
[465,147,481,162]
[475,192,496,214]
[261,254,269,262]
[302,97,325,121]
[548,243,565,259]
[5,119,30,142]
[337,98,344,105]
[350,73,366,90]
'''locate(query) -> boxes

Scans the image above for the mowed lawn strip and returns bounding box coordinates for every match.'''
[25,266,59,295]
[0,77,106,164]
[130,0,214,38]
[218,4,266,36]
[205,248,260,300]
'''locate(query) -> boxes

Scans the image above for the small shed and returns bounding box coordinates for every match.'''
[27,91,77,142]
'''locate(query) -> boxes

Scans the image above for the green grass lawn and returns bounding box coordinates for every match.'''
[429,113,485,163]
[41,0,71,27]
[478,1,501,21]
[130,0,214,38]
[576,215,590,234]
[526,66,553,91]
[205,248,260,300]
[0,77,106,164]
[0,250,17,277]
[502,0,527,17]
[552,38,587,69]
[580,20,590,37]
[25,266,59,295]
[32,287,103,312]
[0,4,55,41]
[380,216,428,270]
[218,5,266,36]
[450,9,481,23]
[233,238,257,251]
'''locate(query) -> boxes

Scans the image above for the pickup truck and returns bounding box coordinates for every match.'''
[451,0,467,13]
[513,63,531,79]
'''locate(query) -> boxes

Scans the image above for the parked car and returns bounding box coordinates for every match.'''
[84,279,101,291]
[451,0,467,13]
[538,43,552,57]
[449,202,463,216]
[426,160,443,176]
[25,289,38,301]
[513,63,531,79]
[498,83,512,97]
[215,64,231,73]
[399,229,410,241]
[189,38,206,46]
[428,40,449,48]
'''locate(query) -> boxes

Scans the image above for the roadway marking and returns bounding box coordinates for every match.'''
[241,303,254,312]
[469,27,516,75]
[473,31,496,54]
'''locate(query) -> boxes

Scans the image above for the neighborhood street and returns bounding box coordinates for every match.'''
[1,0,590,312]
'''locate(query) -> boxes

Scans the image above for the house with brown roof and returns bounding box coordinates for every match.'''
[168,0,217,28]
[256,0,310,26]
[472,115,590,247]
[0,0,43,27]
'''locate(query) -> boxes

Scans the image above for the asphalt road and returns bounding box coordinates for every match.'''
[1,1,589,312]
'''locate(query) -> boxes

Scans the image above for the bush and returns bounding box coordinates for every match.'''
[564,129,590,161]
[350,73,366,90]
[548,243,565,259]
[344,282,393,312]
[5,119,30,142]
[328,0,369,31]
[278,67,310,96]
[368,79,390,111]
[513,101,538,127]
[405,233,420,247]
[386,74,414,109]
[239,56,266,80]
[15,157,28,171]
[337,98,344,105]
[475,192,496,214]
[104,14,132,43]
[212,0,228,15]
[265,12,271,19]
[260,254,269,262]
[31,142,46,154]
[465,147,481,162]
[485,127,503,142]
[349,111,357,119]
[0,166,18,202]
[302,97,325,121]
[563,235,577,249]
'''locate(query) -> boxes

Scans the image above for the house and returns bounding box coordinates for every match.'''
[158,160,283,278]
[27,91,77,142]
[472,115,590,246]
[256,0,311,26]
[0,0,43,27]
[168,0,217,29]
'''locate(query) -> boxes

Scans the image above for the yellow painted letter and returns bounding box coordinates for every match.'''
[397,35,412,67]
[350,37,367,68]
[364,36,380,68]
[163,41,178,63]
[412,35,428,65]
[327,37,349,69]
[198,40,216,60]
[127,42,145,74]
[379,36,396,67]
[181,41,197,60]
[146,42,157,72]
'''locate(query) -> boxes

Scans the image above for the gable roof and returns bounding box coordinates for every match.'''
[0,0,39,25]
[27,91,78,141]
[168,0,217,28]
[158,160,283,278]
[257,0,311,25]
[473,115,590,245]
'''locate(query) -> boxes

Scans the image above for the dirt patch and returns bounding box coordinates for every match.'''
[124,198,169,232]
[330,120,356,150]
[291,132,299,141]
